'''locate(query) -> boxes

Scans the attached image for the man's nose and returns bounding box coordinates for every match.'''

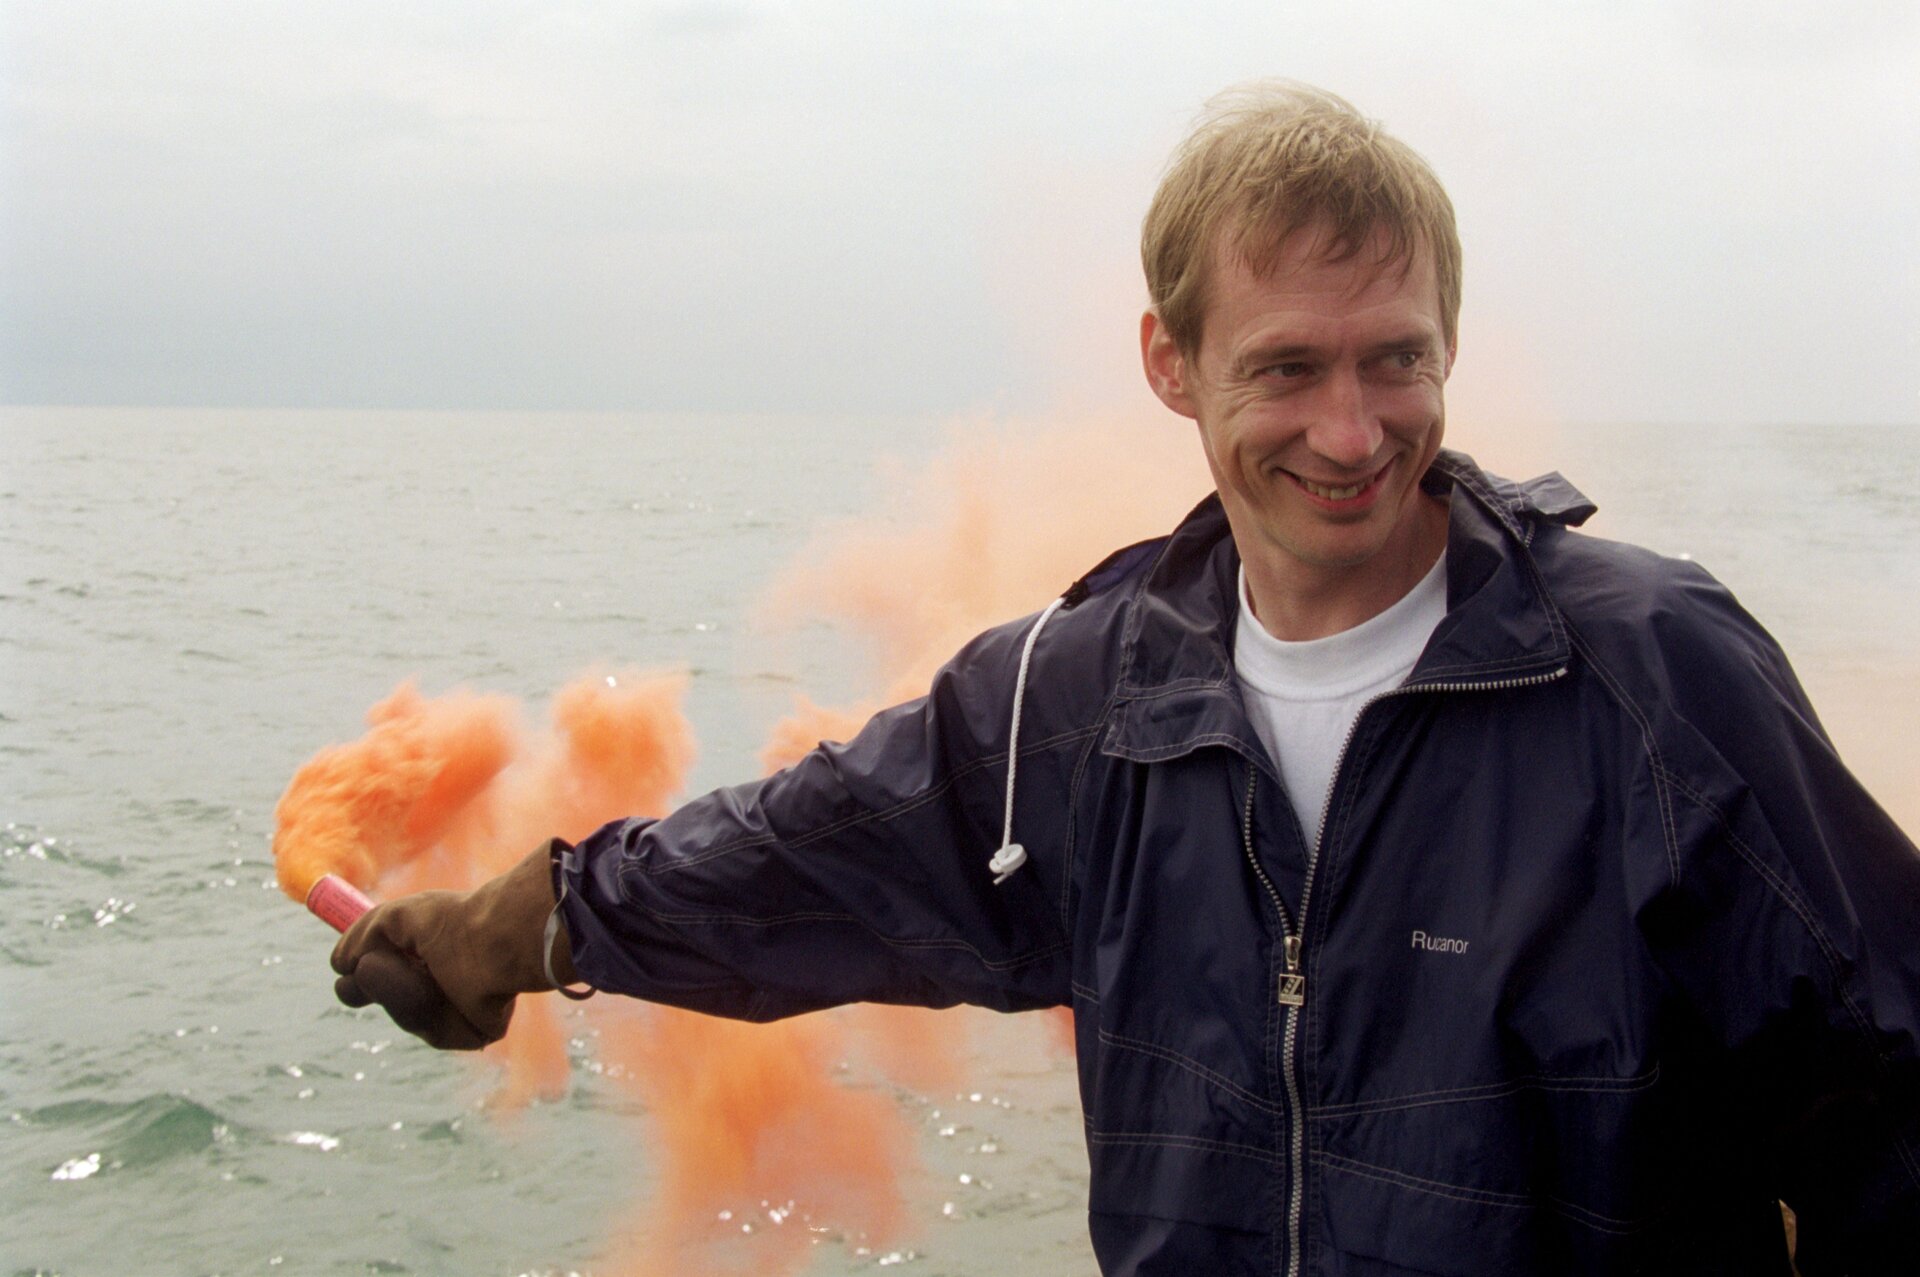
[1305,371,1381,468]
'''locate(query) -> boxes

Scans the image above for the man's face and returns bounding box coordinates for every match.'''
[1142,227,1453,601]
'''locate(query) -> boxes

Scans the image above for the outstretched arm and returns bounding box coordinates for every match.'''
[555,620,1084,1021]
[329,606,1088,1043]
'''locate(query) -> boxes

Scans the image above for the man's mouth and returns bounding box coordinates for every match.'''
[1298,477,1368,500]
[1283,460,1391,505]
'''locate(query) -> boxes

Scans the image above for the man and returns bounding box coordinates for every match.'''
[332,84,1920,1273]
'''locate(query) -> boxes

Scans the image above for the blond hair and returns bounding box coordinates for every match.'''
[1142,82,1462,355]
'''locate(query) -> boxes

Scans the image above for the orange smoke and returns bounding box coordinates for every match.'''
[274,670,696,1111]
[274,671,694,902]
[760,413,1207,705]
[271,683,520,901]
[597,1007,918,1276]
[488,672,704,1117]
[756,696,878,776]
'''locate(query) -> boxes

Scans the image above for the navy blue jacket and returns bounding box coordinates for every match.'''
[560,451,1920,1274]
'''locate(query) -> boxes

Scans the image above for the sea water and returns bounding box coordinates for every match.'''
[3,407,1916,1275]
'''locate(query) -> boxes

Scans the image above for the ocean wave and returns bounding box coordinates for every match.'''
[1,825,127,877]
[25,1094,247,1175]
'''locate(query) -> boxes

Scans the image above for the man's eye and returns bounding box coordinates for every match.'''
[1265,361,1311,379]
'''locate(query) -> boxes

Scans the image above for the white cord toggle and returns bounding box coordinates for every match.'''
[989,842,1028,884]
[990,595,1066,885]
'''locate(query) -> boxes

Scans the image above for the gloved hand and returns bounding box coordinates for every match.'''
[330,842,577,1050]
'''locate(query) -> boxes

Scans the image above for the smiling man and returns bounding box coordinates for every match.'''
[332,84,1920,1274]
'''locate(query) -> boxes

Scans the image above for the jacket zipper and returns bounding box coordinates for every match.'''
[1239,664,1568,1277]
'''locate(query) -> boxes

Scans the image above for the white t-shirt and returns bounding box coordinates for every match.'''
[1233,554,1448,848]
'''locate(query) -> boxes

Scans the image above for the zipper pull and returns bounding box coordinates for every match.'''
[1278,935,1306,1007]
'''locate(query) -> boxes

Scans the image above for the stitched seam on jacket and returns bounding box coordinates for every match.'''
[1564,605,1821,965]
[1108,731,1257,763]
[1443,463,1527,542]
[626,896,1070,972]
[1117,529,1183,688]
[1064,692,1121,935]
[1410,651,1558,681]
[1070,980,1100,1004]
[1313,1152,1649,1235]
[1098,1029,1283,1116]
[1655,767,1850,965]
[1116,674,1235,699]
[1309,1064,1661,1117]
[1528,551,1571,653]
[1563,628,1683,884]
[638,724,1100,873]
[1086,1127,1279,1163]
[1320,699,1392,940]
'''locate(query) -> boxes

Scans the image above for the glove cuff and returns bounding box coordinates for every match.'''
[542,839,595,1001]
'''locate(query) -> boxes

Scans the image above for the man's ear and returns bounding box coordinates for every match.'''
[1140,309,1197,419]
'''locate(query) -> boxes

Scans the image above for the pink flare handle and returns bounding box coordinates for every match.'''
[306,874,375,933]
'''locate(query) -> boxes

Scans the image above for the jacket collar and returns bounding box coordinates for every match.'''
[1102,449,1587,770]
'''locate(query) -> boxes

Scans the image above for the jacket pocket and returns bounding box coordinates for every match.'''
[1082,1025,1280,1234]
[1308,1071,1667,1275]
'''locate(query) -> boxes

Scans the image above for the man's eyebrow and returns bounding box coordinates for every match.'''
[1230,342,1319,374]
[1368,330,1440,353]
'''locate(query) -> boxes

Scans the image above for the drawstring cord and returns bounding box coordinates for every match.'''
[988,595,1067,884]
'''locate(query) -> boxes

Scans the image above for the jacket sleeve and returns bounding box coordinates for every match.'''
[552,613,1084,1022]
[1640,563,1920,1272]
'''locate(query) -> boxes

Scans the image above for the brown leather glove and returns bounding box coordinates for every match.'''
[329,842,578,1050]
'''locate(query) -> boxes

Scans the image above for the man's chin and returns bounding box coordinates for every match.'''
[1266,527,1391,574]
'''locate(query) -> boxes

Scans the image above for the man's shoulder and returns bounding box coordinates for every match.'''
[1439,455,1765,666]
[1528,524,1811,730]
[1531,526,1762,652]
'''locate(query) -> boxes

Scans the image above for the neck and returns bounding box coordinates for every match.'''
[1241,494,1449,641]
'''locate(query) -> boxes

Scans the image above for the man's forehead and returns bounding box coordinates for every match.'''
[1213,219,1429,296]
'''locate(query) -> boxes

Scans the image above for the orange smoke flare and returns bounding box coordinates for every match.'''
[271,682,520,901]
[274,671,695,1110]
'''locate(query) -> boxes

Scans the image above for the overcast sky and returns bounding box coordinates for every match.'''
[2,0,1915,426]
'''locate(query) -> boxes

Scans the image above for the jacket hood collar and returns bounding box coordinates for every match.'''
[1104,449,1586,766]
